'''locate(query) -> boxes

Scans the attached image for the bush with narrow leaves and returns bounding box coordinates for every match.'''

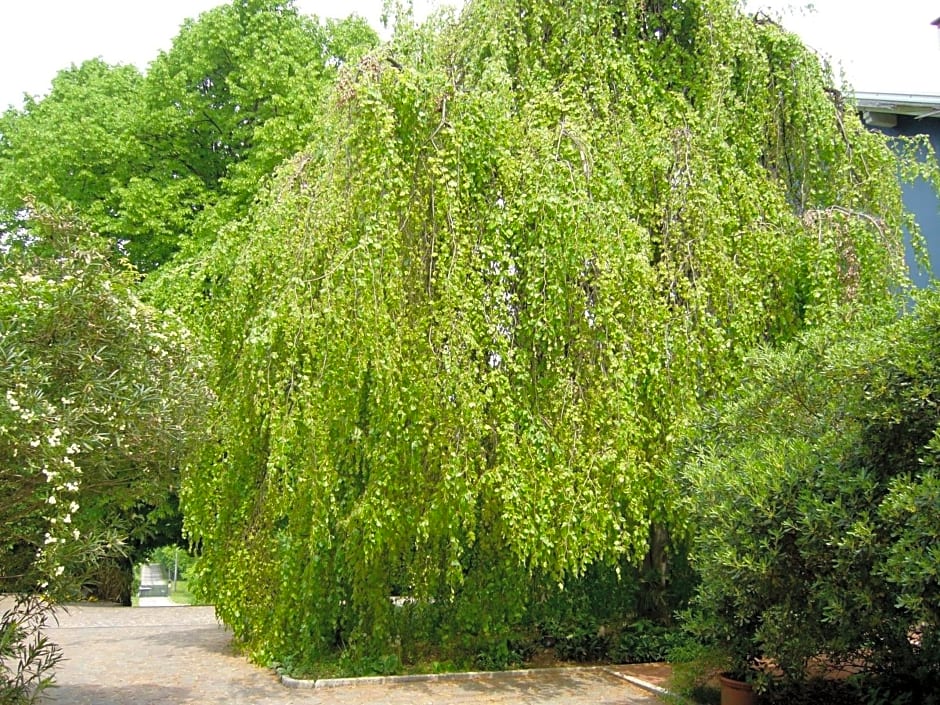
[682,292,940,702]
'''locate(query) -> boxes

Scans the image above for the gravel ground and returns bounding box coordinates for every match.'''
[43,602,666,705]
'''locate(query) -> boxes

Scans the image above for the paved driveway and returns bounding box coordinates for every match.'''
[46,603,665,705]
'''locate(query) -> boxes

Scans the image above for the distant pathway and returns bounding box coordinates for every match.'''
[46,603,665,705]
[137,596,179,606]
[138,562,169,597]
[137,561,178,606]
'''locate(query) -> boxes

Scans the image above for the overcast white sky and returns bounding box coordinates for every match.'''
[0,0,445,111]
[1,1,939,111]
[744,1,940,96]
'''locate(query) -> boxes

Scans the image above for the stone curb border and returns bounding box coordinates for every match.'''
[282,664,672,696]
[282,665,601,689]
[600,667,672,698]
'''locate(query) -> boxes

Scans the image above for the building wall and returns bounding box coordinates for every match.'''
[871,114,940,286]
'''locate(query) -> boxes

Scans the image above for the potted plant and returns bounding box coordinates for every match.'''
[677,608,760,705]
[717,671,757,705]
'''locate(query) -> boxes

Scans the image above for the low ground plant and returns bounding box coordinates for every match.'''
[0,597,60,705]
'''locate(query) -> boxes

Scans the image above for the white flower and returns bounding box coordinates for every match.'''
[46,495,56,505]
[72,529,81,540]
[55,566,65,576]
[44,533,56,545]
[20,273,41,284]
[69,501,79,513]
[62,514,71,524]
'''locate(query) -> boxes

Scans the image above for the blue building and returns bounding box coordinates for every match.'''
[855,92,940,286]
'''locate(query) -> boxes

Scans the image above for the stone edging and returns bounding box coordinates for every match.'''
[600,667,672,697]
[281,664,671,695]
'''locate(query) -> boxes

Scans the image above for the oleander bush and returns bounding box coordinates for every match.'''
[0,209,207,700]
[0,596,60,705]
[681,291,940,703]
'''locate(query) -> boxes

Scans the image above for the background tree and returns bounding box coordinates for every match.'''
[178,0,927,670]
[0,60,144,256]
[0,1,378,271]
[136,0,377,267]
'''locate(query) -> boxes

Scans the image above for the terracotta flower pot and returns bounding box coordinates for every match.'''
[719,673,757,705]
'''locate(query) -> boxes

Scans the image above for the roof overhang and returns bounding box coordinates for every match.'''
[853,91,940,127]
[855,92,940,127]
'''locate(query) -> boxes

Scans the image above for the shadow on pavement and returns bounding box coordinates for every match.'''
[140,624,234,657]
[48,683,191,705]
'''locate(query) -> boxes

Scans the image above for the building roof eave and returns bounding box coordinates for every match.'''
[853,91,940,119]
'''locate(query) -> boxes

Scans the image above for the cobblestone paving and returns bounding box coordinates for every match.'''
[46,603,664,705]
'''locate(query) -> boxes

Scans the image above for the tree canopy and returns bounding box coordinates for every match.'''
[0,0,378,270]
[0,61,143,251]
[175,0,926,667]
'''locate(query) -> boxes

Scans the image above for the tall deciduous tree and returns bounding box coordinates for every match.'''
[0,60,144,253]
[0,1,378,271]
[123,0,378,267]
[180,0,928,667]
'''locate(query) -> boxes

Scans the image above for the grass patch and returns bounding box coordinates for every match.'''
[168,579,203,605]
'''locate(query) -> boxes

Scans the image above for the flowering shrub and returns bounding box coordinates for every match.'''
[0,210,208,700]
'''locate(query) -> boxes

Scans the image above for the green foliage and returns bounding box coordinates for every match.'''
[612,620,690,664]
[140,0,378,262]
[525,559,692,663]
[147,545,196,582]
[0,597,60,705]
[0,60,144,255]
[0,1,378,271]
[0,208,208,599]
[176,0,923,669]
[681,291,940,700]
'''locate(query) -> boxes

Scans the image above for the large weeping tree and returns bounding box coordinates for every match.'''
[179,0,927,666]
